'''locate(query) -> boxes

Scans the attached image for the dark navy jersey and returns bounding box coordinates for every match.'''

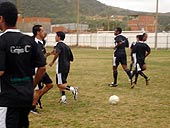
[37,41,46,55]
[130,42,136,49]
[55,41,73,73]
[114,35,129,57]
[0,31,46,107]
[132,42,151,63]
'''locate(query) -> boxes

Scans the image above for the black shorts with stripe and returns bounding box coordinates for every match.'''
[56,73,68,84]
[36,72,53,90]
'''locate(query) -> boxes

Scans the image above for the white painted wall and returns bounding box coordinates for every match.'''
[25,32,170,49]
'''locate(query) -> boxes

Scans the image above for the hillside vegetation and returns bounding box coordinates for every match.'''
[8,0,170,31]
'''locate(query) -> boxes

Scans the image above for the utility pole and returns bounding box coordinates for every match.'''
[16,0,18,8]
[76,0,80,46]
[155,0,159,49]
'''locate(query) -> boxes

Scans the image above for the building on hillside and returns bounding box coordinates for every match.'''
[51,23,89,33]
[128,15,156,32]
[110,15,124,21]
[17,16,51,33]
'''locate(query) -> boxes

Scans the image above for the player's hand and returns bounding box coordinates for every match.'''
[49,62,54,67]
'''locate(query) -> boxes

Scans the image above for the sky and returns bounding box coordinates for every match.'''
[97,0,170,13]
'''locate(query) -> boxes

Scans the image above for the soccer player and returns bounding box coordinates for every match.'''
[0,2,46,128]
[31,25,53,113]
[131,33,151,88]
[109,27,131,87]
[49,31,78,104]
[129,35,141,71]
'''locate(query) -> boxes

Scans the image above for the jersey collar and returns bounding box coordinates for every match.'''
[1,29,20,35]
[35,37,43,44]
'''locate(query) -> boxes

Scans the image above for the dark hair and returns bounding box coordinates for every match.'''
[56,31,65,40]
[142,33,148,41]
[116,27,122,34]
[142,33,147,37]
[32,24,42,36]
[138,35,143,41]
[0,2,18,27]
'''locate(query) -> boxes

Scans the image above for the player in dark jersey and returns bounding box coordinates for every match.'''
[49,31,78,104]
[0,2,46,128]
[109,27,131,87]
[30,25,53,113]
[131,33,151,88]
[129,34,141,71]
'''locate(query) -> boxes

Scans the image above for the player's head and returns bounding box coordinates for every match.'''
[32,24,46,40]
[136,35,140,41]
[142,33,148,41]
[138,35,143,41]
[0,2,18,30]
[32,24,42,36]
[114,27,122,36]
[56,31,65,41]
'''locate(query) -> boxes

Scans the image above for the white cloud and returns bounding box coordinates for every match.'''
[97,0,170,13]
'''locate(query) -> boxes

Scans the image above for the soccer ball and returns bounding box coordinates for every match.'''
[109,95,120,105]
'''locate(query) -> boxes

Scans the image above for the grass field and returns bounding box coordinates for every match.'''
[29,47,170,128]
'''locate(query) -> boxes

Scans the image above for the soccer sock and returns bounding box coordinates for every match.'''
[138,71,147,79]
[134,72,139,84]
[61,91,65,96]
[65,86,70,90]
[113,70,118,84]
[31,105,36,110]
[69,87,75,92]
[131,70,137,78]
[130,63,133,71]
[66,86,74,92]
[125,69,131,79]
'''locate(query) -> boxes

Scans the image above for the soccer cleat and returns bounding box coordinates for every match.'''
[108,82,118,87]
[59,99,67,104]
[72,87,78,100]
[30,109,40,114]
[37,97,43,109]
[145,77,150,85]
[130,82,136,89]
[59,95,67,104]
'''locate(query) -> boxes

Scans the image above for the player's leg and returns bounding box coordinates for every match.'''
[141,64,150,85]
[113,66,118,85]
[109,56,119,87]
[38,73,53,108]
[121,56,132,83]
[18,107,30,128]
[59,73,78,100]
[39,73,53,97]
[57,73,78,103]
[130,64,138,89]
[56,73,67,103]
[31,89,41,114]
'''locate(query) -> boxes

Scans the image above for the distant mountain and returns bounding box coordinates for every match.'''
[7,0,170,31]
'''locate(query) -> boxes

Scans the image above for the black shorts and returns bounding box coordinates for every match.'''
[136,61,145,71]
[113,55,127,66]
[37,72,53,89]
[56,73,68,84]
[0,107,30,128]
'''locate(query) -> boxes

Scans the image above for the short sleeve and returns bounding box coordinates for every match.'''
[0,39,6,71]
[31,42,46,68]
[55,42,62,54]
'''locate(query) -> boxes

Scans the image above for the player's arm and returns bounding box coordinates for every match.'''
[113,41,122,49]
[0,42,5,76]
[145,50,150,57]
[33,66,46,87]
[49,49,59,67]
[145,45,151,57]
[0,71,4,76]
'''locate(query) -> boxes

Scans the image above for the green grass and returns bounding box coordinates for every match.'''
[29,47,170,128]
